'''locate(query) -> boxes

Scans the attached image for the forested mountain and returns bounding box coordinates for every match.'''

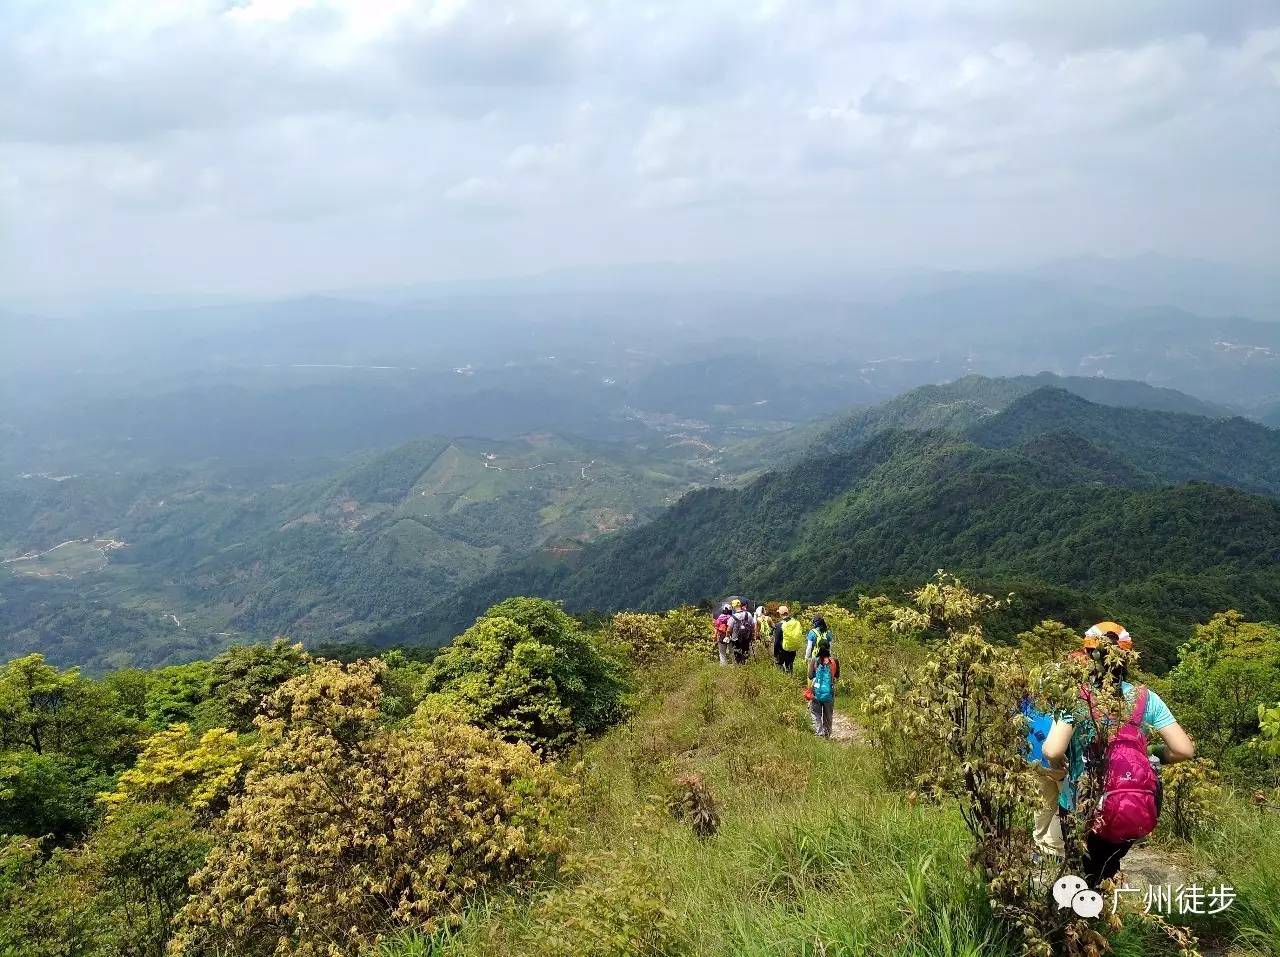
[0,433,723,669]
[4,375,1274,672]
[805,373,1233,459]
[969,389,1280,497]
[412,393,1280,670]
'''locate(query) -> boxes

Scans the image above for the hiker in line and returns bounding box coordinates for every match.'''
[1042,623,1195,888]
[806,639,840,737]
[754,604,774,661]
[714,604,732,667]
[771,606,786,668]
[804,614,833,662]
[777,606,804,673]
[728,599,755,665]
[1019,693,1065,859]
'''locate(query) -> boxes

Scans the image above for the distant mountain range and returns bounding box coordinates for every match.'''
[4,263,1278,481]
[400,384,1280,671]
[3,372,1278,672]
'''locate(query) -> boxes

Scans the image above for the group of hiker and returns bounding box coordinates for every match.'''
[713,598,841,739]
[713,604,1196,889]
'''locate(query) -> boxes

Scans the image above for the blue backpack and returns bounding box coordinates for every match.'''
[1019,698,1054,768]
[812,660,835,703]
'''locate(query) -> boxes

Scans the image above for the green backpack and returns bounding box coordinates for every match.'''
[780,618,806,652]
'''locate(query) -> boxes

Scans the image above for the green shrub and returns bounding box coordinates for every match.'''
[170,660,572,957]
[524,850,680,957]
[98,723,253,819]
[1166,612,1280,777]
[667,772,721,838]
[416,598,629,753]
[0,803,208,957]
[1160,758,1223,841]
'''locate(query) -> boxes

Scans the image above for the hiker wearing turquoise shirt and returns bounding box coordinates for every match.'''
[806,639,840,738]
[804,615,833,661]
[1042,623,1195,888]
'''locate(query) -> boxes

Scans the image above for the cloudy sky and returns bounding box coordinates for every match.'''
[2,0,1278,301]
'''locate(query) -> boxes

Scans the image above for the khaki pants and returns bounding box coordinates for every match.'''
[1031,764,1065,857]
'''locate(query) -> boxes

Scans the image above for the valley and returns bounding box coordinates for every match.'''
[4,366,1277,673]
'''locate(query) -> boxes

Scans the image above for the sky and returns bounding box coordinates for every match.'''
[2,0,1279,302]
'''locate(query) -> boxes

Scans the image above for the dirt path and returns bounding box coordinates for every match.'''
[829,711,864,744]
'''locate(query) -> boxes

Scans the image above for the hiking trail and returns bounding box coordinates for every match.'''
[828,712,864,744]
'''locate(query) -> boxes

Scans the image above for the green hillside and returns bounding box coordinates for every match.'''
[3,591,1277,957]
[716,371,1238,482]
[2,375,1269,672]
[970,388,1280,496]
[804,372,1234,460]
[419,412,1280,670]
[0,434,723,670]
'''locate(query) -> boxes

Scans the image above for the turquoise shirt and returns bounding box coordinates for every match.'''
[804,628,832,659]
[1057,682,1175,810]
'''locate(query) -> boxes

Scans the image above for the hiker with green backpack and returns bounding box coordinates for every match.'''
[806,639,840,737]
[804,614,833,662]
[776,606,805,674]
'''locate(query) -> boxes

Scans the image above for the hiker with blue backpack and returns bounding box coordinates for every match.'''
[805,639,840,737]
[1020,694,1064,858]
[1042,623,1195,887]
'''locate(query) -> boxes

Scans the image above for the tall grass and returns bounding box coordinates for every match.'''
[392,659,1014,957]
[1199,803,1280,956]
[375,656,1278,957]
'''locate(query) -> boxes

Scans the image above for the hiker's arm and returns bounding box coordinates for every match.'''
[1155,722,1195,764]
[1041,720,1074,769]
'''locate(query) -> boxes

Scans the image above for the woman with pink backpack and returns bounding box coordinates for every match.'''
[1042,623,1196,888]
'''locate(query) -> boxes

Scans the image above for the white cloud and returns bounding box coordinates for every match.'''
[1,0,1277,299]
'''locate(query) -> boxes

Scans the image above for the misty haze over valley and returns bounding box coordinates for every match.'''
[2,6,1280,955]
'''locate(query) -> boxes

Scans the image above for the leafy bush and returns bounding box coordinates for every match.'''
[0,751,111,840]
[1160,759,1223,841]
[1015,619,1080,666]
[99,723,253,819]
[416,598,628,753]
[0,654,137,764]
[610,608,712,664]
[666,772,721,838]
[170,659,571,957]
[865,573,1129,957]
[1165,611,1280,775]
[204,639,311,731]
[0,802,208,957]
[523,850,679,957]
[140,662,215,729]
[1255,702,1280,761]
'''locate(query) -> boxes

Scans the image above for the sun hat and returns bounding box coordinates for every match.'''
[1082,621,1132,650]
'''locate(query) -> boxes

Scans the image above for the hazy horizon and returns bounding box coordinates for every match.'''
[3,1,1279,303]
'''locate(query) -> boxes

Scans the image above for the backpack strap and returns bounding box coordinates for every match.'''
[1127,686,1149,727]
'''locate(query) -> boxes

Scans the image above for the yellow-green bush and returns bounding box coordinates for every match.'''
[99,723,252,819]
[169,660,573,957]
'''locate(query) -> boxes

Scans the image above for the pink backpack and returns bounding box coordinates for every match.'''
[1083,686,1159,842]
